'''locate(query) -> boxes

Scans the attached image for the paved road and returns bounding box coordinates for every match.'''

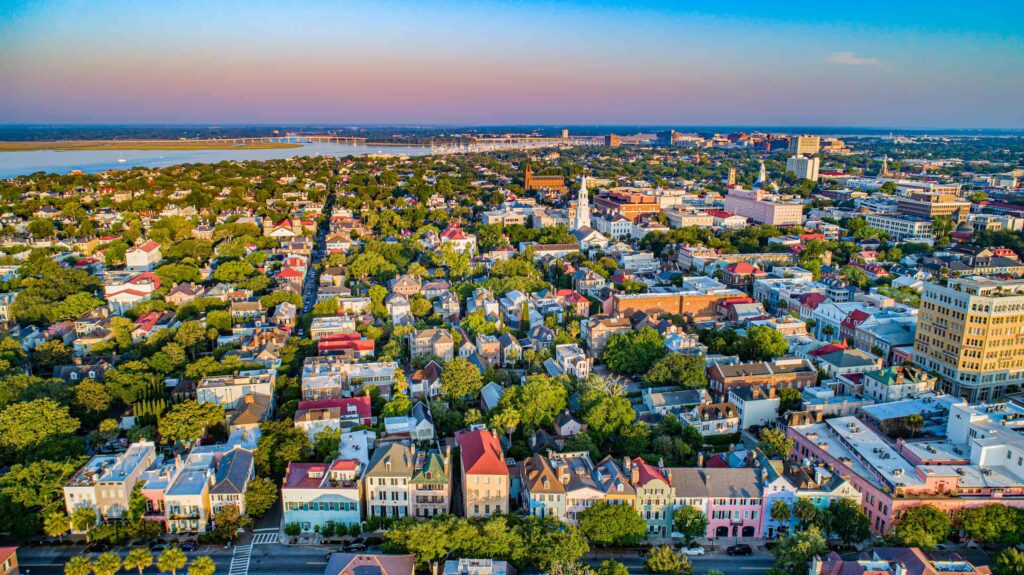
[20,543,772,575]
[301,190,335,315]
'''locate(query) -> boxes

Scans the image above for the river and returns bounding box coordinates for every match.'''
[0,141,434,178]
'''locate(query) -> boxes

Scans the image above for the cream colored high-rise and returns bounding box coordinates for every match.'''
[914,276,1024,402]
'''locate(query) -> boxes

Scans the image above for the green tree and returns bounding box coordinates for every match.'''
[602,327,667,375]
[773,527,828,575]
[27,218,55,239]
[93,552,122,575]
[440,357,483,399]
[792,498,818,529]
[245,477,279,518]
[382,394,413,418]
[644,546,692,575]
[743,325,789,361]
[777,387,802,413]
[770,500,792,537]
[188,556,217,575]
[826,498,870,544]
[158,547,188,575]
[64,555,93,575]
[0,398,80,460]
[757,428,794,458]
[124,548,154,575]
[577,500,647,547]
[497,375,567,429]
[672,505,709,542]
[993,548,1024,575]
[596,561,630,575]
[892,504,951,549]
[955,505,1020,545]
[70,506,97,542]
[254,419,311,479]
[31,339,72,375]
[158,401,223,446]
[644,353,707,388]
[43,510,69,540]
[72,379,113,415]
[580,388,636,442]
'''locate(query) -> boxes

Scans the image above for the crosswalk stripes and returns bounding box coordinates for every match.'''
[251,532,279,545]
[229,544,252,575]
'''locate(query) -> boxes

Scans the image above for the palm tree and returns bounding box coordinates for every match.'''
[793,497,818,530]
[70,507,98,542]
[43,511,69,542]
[93,552,122,575]
[770,500,792,538]
[64,555,93,575]
[158,547,188,575]
[188,556,217,575]
[905,414,925,438]
[124,548,155,575]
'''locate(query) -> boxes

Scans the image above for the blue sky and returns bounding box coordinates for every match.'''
[1,0,1022,127]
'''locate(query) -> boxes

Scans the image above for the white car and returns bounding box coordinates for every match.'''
[681,546,705,556]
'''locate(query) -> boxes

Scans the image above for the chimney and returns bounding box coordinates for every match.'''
[815,410,824,423]
[752,386,760,399]
[697,452,705,467]
[810,555,822,575]
[444,445,451,474]
[768,386,776,399]
[629,461,639,484]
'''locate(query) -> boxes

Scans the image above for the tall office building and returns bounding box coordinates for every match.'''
[788,135,821,156]
[897,192,971,223]
[913,276,1024,402]
[786,155,820,182]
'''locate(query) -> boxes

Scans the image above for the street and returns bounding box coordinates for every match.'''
[18,539,773,575]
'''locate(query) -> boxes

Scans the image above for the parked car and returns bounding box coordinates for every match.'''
[727,544,753,556]
[149,543,168,552]
[86,542,112,552]
[180,542,199,552]
[343,543,368,553]
[680,546,705,556]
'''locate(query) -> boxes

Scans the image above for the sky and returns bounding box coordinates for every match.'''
[1,0,1023,128]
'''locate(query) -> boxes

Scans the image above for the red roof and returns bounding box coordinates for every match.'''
[276,267,304,279]
[127,271,161,288]
[630,458,669,487]
[726,262,760,274]
[0,548,15,566]
[441,222,469,241]
[134,240,161,253]
[704,454,729,468]
[319,338,375,353]
[809,341,849,357]
[706,209,737,218]
[456,429,508,476]
[295,396,372,421]
[793,292,827,309]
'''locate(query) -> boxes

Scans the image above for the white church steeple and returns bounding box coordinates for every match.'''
[574,175,591,231]
[755,160,767,188]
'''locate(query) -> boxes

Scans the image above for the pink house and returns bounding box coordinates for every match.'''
[789,411,1024,535]
[670,468,763,539]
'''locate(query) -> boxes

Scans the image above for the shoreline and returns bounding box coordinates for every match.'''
[0,140,305,152]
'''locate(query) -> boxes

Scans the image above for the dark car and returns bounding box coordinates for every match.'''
[180,542,199,552]
[149,543,168,552]
[727,544,753,556]
[343,543,368,553]
[86,541,112,552]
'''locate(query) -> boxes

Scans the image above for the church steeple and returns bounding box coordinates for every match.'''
[574,175,591,231]
[755,160,767,188]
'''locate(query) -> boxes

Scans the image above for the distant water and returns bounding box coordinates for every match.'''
[0,141,434,178]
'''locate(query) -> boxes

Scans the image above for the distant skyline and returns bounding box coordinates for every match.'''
[2,0,1022,128]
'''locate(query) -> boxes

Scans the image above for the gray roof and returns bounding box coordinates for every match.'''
[669,467,761,498]
[365,442,414,477]
[210,448,253,494]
